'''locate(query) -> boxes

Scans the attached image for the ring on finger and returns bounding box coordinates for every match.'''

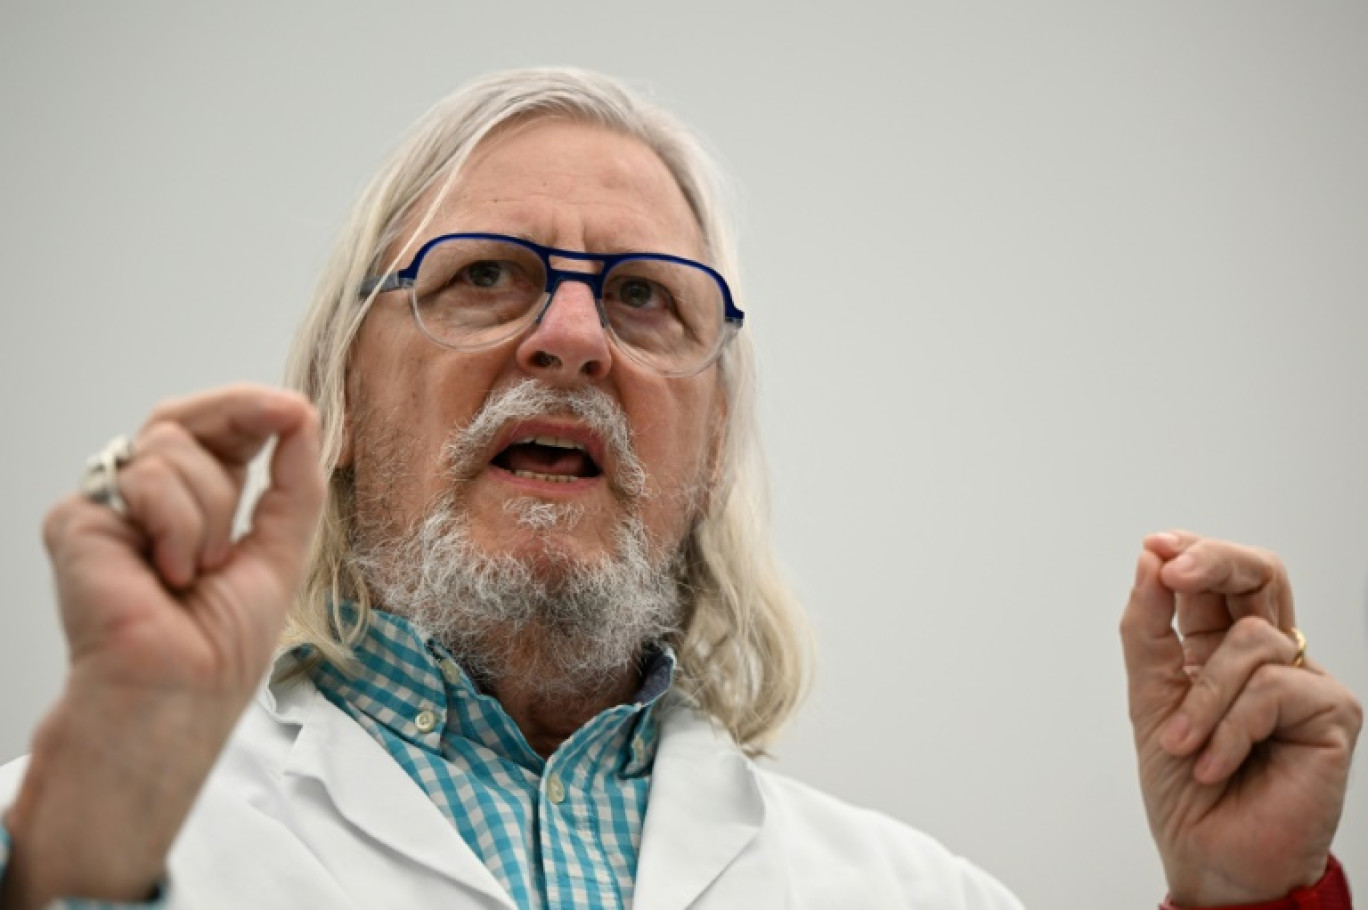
[79,435,136,517]
[1286,626,1307,669]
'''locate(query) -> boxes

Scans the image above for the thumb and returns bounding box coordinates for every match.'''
[235,398,325,586]
[1120,548,1188,737]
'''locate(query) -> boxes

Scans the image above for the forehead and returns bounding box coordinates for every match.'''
[421,117,706,259]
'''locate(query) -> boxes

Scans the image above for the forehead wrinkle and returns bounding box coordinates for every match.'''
[417,122,707,261]
[439,196,703,260]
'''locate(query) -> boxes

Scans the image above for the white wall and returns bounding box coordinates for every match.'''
[1,3,1364,904]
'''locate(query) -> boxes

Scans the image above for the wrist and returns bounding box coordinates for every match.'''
[2,682,243,908]
[1161,856,1350,910]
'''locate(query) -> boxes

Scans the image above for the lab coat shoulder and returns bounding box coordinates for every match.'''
[0,678,1022,910]
[753,768,1023,908]
[164,668,512,909]
[0,672,514,910]
[644,706,1023,909]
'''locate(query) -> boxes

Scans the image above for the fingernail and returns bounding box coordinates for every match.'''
[1161,713,1189,752]
[1169,553,1195,573]
[1154,532,1181,549]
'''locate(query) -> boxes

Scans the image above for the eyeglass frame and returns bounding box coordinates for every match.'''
[359,231,746,376]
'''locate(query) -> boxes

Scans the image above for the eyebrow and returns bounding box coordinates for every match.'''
[468,229,681,259]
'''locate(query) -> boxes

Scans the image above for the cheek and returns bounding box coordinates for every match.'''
[634,381,723,490]
[349,325,508,492]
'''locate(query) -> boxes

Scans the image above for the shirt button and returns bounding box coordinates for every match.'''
[414,709,438,734]
[546,773,566,805]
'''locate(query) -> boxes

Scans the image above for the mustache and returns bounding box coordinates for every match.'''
[441,379,648,499]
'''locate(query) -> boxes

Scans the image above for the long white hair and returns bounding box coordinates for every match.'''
[281,67,812,752]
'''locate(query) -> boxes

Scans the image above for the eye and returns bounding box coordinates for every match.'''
[614,277,667,310]
[460,260,512,288]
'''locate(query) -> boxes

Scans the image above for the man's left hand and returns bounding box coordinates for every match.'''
[1121,531,1362,906]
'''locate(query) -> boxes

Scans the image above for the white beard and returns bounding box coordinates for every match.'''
[350,380,688,698]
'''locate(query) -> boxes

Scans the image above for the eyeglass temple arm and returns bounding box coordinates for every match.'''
[358,274,411,297]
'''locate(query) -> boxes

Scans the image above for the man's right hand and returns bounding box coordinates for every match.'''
[1,385,324,910]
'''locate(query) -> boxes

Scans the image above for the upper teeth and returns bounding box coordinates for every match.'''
[517,436,587,452]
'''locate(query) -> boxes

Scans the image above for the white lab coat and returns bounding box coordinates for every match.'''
[0,670,1022,909]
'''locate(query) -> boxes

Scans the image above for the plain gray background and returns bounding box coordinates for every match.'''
[1,2,1364,905]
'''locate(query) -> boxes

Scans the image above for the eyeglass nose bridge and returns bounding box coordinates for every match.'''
[532,261,612,330]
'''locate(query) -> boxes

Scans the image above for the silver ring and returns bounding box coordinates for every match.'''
[79,435,135,516]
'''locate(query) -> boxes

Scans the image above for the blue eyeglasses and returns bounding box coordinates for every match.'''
[360,232,745,376]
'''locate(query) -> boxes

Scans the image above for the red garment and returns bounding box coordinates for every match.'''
[1161,856,1350,910]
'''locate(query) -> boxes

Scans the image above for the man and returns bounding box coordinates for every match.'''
[0,68,1359,908]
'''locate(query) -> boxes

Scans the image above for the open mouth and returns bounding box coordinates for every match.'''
[491,435,604,483]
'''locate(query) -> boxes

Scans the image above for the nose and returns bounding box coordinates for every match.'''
[514,277,613,383]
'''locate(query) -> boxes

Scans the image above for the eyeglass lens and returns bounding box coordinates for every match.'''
[410,237,725,373]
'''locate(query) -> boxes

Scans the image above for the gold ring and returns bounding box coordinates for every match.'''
[1288,626,1307,669]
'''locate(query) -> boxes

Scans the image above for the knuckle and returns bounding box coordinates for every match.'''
[1244,663,1280,698]
[1212,717,1250,754]
[138,418,193,452]
[1253,546,1286,577]
[1188,666,1222,706]
[1226,615,1272,650]
[125,454,175,498]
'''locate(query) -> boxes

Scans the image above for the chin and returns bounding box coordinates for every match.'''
[476,523,613,574]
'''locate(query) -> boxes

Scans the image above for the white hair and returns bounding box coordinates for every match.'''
[281,67,812,752]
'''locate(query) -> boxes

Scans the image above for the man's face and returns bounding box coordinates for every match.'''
[344,117,725,581]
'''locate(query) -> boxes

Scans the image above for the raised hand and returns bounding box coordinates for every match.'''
[1121,531,1362,905]
[2,385,324,909]
[47,385,323,698]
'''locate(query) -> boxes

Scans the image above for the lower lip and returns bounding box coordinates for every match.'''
[488,465,604,495]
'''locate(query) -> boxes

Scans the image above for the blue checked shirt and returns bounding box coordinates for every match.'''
[0,610,672,910]
[305,610,675,910]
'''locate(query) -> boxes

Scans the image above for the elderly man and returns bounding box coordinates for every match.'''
[0,68,1358,909]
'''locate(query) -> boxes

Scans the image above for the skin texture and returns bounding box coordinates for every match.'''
[1121,530,1361,905]
[343,119,726,755]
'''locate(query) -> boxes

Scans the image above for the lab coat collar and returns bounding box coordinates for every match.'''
[634,701,768,910]
[260,661,767,910]
[262,664,516,908]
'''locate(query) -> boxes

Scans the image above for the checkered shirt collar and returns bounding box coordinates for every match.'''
[316,608,675,775]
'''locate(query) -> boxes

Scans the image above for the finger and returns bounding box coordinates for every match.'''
[130,422,244,571]
[233,397,324,584]
[1179,626,1227,668]
[1165,539,1290,612]
[118,454,208,589]
[1143,529,1194,560]
[142,384,316,467]
[1192,665,1360,784]
[1120,548,1188,733]
[1176,589,1236,642]
[1159,616,1297,758]
[1149,531,1296,629]
[1149,533,1248,641]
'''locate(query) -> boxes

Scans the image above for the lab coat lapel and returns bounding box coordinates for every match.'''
[633,707,769,910]
[279,684,514,907]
